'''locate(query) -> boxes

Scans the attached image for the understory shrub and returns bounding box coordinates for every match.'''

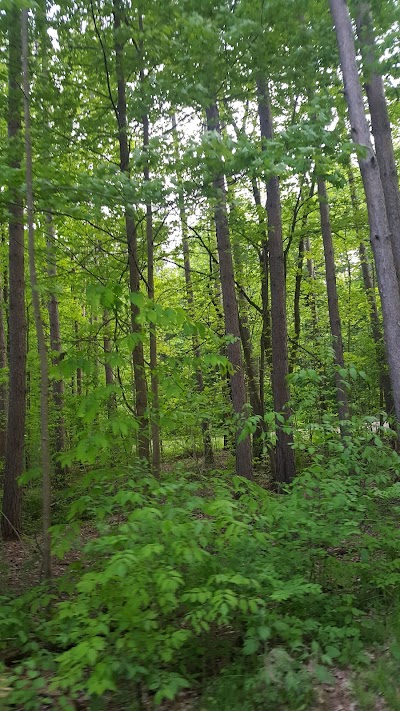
[1,423,400,709]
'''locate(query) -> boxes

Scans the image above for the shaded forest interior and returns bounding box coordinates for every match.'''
[1,0,400,708]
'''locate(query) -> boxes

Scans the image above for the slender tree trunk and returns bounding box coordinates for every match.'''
[329,0,400,424]
[0,267,7,460]
[317,176,350,425]
[75,320,82,397]
[46,213,66,471]
[103,310,116,417]
[348,169,394,414]
[172,115,214,464]
[205,102,252,480]
[290,179,315,370]
[251,180,272,411]
[113,0,149,461]
[229,194,266,460]
[2,6,26,541]
[22,8,51,576]
[142,108,161,476]
[355,1,400,287]
[257,77,295,485]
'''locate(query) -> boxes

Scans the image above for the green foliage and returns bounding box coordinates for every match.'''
[2,430,400,708]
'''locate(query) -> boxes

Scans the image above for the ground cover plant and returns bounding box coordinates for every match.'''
[1,0,400,707]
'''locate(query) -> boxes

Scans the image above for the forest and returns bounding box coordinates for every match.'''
[1,0,400,708]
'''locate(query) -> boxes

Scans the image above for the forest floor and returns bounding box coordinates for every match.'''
[0,451,396,710]
[1,533,390,711]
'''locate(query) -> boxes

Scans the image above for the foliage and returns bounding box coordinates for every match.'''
[2,424,400,708]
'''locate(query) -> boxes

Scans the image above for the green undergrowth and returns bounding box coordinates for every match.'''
[1,425,400,709]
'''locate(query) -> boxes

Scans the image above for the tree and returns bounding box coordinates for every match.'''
[112,0,149,461]
[257,77,295,485]
[328,0,400,424]
[22,6,51,576]
[355,0,400,288]
[2,5,26,541]
[317,176,349,426]
[205,101,253,481]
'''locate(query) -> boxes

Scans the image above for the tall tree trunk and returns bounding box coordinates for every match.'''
[348,169,394,414]
[75,320,82,396]
[142,108,161,476]
[257,77,295,485]
[0,266,7,460]
[113,0,149,461]
[103,310,116,417]
[22,8,51,576]
[229,194,266,460]
[46,213,66,472]
[290,179,315,370]
[317,177,350,425]
[173,118,214,465]
[329,0,400,424]
[205,102,252,480]
[251,180,272,412]
[355,1,400,287]
[2,6,26,541]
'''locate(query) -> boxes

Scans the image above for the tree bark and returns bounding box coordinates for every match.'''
[46,213,66,471]
[290,179,315,370]
[113,0,149,461]
[0,265,7,460]
[22,8,51,576]
[229,193,266,460]
[143,109,161,476]
[348,169,394,414]
[205,102,252,480]
[317,176,350,425]
[173,115,214,465]
[2,6,26,541]
[329,0,400,424]
[251,179,272,411]
[355,1,400,288]
[103,310,116,417]
[257,77,295,485]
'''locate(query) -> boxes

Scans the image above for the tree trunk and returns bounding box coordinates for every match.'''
[0,266,7,460]
[173,116,214,465]
[251,179,272,411]
[348,169,394,414]
[103,310,116,417]
[290,179,315,370]
[257,77,295,485]
[22,8,51,576]
[75,320,82,397]
[317,176,350,425]
[46,213,66,472]
[142,107,161,476]
[113,0,149,461]
[2,6,26,541]
[329,0,400,424]
[205,102,252,480]
[355,1,400,288]
[229,194,266,460]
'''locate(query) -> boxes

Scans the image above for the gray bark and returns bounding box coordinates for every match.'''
[0,266,7,460]
[317,177,350,425]
[348,169,394,414]
[205,102,253,480]
[143,108,161,476]
[329,0,400,424]
[22,8,51,576]
[46,213,66,469]
[2,6,26,541]
[113,0,149,460]
[355,1,400,289]
[257,77,296,485]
